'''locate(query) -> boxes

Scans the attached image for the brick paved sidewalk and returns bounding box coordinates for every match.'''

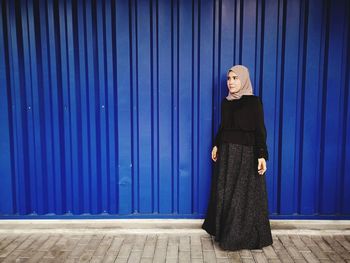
[0,220,349,262]
[1,232,350,262]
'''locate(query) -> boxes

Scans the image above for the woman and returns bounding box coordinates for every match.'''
[202,65,273,251]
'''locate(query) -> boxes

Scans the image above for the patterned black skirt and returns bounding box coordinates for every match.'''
[202,142,273,251]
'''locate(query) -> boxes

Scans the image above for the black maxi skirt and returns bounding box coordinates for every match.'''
[202,142,273,251]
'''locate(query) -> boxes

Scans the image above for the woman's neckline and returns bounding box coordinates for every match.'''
[225,95,254,101]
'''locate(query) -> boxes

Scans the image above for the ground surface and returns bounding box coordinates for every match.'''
[0,232,350,262]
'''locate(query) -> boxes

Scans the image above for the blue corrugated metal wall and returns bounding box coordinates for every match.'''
[0,0,349,219]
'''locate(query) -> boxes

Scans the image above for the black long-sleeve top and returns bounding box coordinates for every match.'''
[213,95,269,160]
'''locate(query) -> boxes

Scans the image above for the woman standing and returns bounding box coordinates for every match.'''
[202,65,273,251]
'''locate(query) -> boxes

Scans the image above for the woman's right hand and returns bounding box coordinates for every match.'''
[211,146,218,162]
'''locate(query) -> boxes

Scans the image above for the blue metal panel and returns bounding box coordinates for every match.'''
[0,1,14,214]
[0,0,349,219]
[136,0,152,214]
[104,0,116,215]
[262,0,279,215]
[323,0,347,215]
[281,0,300,215]
[300,0,323,215]
[115,0,132,215]
[76,0,89,214]
[178,0,193,215]
[38,0,53,214]
[198,0,215,214]
[46,0,63,214]
[158,0,173,214]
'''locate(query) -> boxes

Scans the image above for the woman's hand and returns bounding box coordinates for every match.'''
[212,146,218,162]
[258,158,267,175]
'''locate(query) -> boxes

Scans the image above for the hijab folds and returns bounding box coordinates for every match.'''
[226,65,254,100]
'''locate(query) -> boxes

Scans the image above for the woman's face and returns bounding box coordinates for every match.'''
[227,71,241,94]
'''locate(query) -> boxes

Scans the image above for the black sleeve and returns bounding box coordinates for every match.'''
[213,100,223,148]
[213,123,222,148]
[255,97,269,160]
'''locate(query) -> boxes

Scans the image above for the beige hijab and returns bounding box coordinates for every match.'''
[226,65,254,100]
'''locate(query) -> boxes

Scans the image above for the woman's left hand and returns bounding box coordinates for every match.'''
[258,158,267,175]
